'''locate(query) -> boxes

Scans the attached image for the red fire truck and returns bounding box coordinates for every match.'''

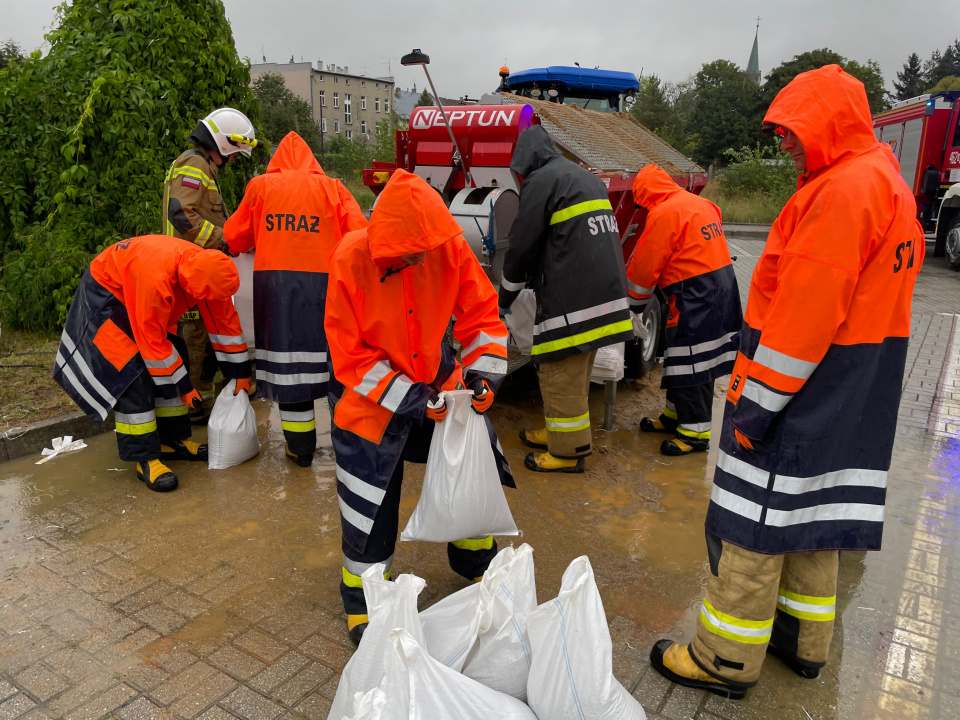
[872,91,960,265]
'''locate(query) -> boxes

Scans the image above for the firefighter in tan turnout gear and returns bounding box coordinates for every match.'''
[162,107,258,423]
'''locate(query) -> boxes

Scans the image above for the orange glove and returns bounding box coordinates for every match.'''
[181,389,203,410]
[471,379,494,414]
[734,428,754,450]
[234,377,253,395]
[425,394,447,423]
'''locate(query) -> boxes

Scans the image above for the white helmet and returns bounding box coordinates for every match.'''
[201,107,259,158]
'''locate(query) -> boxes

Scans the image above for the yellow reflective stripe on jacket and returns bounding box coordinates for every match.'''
[699,598,773,644]
[776,589,836,622]
[545,412,590,433]
[531,319,633,357]
[549,199,612,225]
[451,536,494,552]
[196,220,216,246]
[281,419,317,433]
[168,166,217,190]
[115,420,158,436]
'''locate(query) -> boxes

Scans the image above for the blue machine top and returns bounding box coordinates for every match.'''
[504,66,639,94]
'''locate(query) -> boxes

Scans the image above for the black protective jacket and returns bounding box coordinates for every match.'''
[498,126,633,363]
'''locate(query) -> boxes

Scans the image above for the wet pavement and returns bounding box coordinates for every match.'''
[1,237,960,720]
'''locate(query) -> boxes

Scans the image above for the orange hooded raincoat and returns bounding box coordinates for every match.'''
[224,132,367,402]
[627,164,742,388]
[706,65,924,554]
[325,169,512,551]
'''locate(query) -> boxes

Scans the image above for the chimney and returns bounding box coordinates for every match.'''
[289,55,294,64]
[344,66,349,74]
[318,59,322,70]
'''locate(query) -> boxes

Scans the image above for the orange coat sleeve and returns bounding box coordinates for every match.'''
[196,298,251,381]
[223,176,263,255]
[626,212,676,308]
[129,277,192,397]
[452,238,509,386]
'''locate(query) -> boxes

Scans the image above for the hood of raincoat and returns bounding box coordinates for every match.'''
[178,249,240,300]
[763,64,878,175]
[367,169,464,262]
[510,125,563,179]
[267,132,324,174]
[632,164,683,209]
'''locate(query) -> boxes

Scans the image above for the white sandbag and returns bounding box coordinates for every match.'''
[328,569,426,720]
[591,342,625,384]
[400,390,518,543]
[231,252,256,349]
[527,556,647,720]
[379,629,538,720]
[503,289,536,355]
[341,688,389,720]
[208,380,261,470]
[420,544,536,700]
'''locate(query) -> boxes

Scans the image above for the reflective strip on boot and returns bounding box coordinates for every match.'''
[545,412,590,433]
[678,423,711,440]
[280,408,317,433]
[341,556,393,588]
[776,589,836,622]
[115,410,158,435]
[700,598,773,644]
[451,536,494,552]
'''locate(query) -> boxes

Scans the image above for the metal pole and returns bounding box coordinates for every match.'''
[421,64,472,188]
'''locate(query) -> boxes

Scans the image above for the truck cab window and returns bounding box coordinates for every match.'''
[953,117,960,147]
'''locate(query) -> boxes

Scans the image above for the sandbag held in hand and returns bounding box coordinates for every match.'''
[208,379,260,469]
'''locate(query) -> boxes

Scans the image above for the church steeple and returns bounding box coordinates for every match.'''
[747,17,761,85]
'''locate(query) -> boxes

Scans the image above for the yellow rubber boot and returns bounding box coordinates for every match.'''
[523,451,585,474]
[519,427,548,449]
[136,460,179,492]
[650,640,746,700]
[347,614,369,647]
[160,438,208,462]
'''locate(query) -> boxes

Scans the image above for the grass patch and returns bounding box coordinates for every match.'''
[339,175,377,214]
[702,181,788,224]
[0,329,74,433]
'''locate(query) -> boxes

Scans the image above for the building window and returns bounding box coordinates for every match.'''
[361,120,367,134]
[361,96,367,110]
[319,90,325,106]
[346,130,352,140]
[321,117,327,132]
[334,119,340,134]
[384,99,389,114]
[361,80,365,88]
[375,98,381,112]
[376,83,380,89]
[334,77,339,83]
[345,94,352,124]
[333,93,339,108]
[318,74,324,82]
[346,78,350,85]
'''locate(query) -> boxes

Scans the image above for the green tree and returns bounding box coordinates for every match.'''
[373,111,398,163]
[0,39,24,71]
[323,136,371,181]
[928,76,960,93]
[923,40,960,90]
[252,73,323,152]
[894,52,926,100]
[689,60,762,167]
[0,0,263,331]
[415,88,434,107]
[762,48,888,113]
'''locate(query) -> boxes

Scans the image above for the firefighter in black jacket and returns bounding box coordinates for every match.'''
[499,126,634,473]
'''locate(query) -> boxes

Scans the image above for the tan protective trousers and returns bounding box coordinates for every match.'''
[537,350,597,458]
[179,317,217,421]
[689,533,839,687]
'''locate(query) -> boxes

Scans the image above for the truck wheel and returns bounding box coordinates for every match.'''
[946,216,960,271]
[639,297,663,375]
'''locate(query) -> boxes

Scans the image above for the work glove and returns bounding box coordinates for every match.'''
[425,393,447,423]
[234,377,253,396]
[470,379,495,415]
[181,389,203,410]
[734,428,754,451]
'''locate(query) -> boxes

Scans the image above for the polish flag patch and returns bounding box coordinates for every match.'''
[181,176,201,189]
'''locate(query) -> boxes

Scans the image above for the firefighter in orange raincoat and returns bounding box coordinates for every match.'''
[649,65,924,699]
[53,236,252,492]
[224,131,368,467]
[628,165,742,456]
[325,170,513,645]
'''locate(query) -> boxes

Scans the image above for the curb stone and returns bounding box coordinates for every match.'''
[1,411,114,463]
[724,223,771,239]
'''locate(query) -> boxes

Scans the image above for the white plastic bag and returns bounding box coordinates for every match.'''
[328,568,426,720]
[591,342,625,384]
[400,390,518,543]
[527,556,647,720]
[503,289,536,356]
[341,688,387,720]
[379,629,538,720]
[231,252,256,349]
[207,380,260,470]
[420,544,536,700]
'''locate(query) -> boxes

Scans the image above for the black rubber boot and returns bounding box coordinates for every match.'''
[136,460,179,492]
[286,444,313,468]
[640,417,676,433]
[661,436,709,456]
[348,616,368,647]
[649,640,747,700]
[766,643,821,679]
[159,439,208,462]
[524,452,585,473]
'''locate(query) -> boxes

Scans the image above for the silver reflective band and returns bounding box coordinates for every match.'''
[215,351,249,364]
[765,502,885,527]
[56,352,108,420]
[664,332,737,358]
[462,331,507,360]
[700,602,773,639]
[255,349,327,364]
[336,465,387,504]
[152,366,188,386]
[465,355,508,376]
[208,333,246,345]
[534,297,630,336]
[155,396,185,408]
[741,378,791,412]
[256,370,329,385]
[114,411,157,425]
[716,450,769,488]
[500,277,526,292]
[709,484,763,522]
[662,350,737,376]
[773,468,888,496]
[279,409,315,422]
[776,594,835,616]
[380,375,414,413]
[628,280,654,296]
[143,349,180,369]
[59,332,117,404]
[679,421,711,433]
[534,314,567,335]
[754,345,817,380]
[665,398,676,412]
[338,496,373,534]
[355,360,392,397]
[343,554,393,577]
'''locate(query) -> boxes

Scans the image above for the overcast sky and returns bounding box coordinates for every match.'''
[4,1,959,98]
